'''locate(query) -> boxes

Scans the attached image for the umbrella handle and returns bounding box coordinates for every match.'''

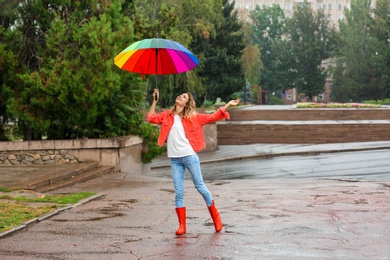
[153,89,159,101]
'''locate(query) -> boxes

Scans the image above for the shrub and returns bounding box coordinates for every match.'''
[202,100,215,109]
[136,123,166,164]
[296,102,381,108]
[269,96,284,105]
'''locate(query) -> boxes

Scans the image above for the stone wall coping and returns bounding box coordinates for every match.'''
[0,135,143,151]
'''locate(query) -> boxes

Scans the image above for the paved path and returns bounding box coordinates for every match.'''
[0,174,389,259]
[1,142,390,259]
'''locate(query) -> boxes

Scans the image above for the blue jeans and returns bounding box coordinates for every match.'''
[170,154,213,208]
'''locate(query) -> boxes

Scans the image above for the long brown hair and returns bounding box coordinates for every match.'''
[170,92,196,119]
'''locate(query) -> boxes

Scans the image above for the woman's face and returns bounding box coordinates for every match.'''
[175,93,189,106]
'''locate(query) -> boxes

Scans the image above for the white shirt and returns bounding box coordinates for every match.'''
[167,115,195,158]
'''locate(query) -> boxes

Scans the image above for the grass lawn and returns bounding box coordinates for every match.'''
[0,189,96,233]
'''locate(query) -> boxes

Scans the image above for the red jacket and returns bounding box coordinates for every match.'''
[147,107,230,152]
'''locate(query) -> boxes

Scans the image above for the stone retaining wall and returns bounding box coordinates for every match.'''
[0,135,144,174]
[0,150,79,165]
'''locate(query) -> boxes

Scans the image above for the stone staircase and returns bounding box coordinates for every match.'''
[217,107,390,145]
[25,162,115,192]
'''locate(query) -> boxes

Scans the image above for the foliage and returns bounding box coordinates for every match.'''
[372,0,390,99]
[193,0,245,102]
[233,83,251,103]
[0,26,18,141]
[0,1,17,27]
[0,191,96,232]
[0,202,54,232]
[12,192,96,204]
[249,4,289,93]
[133,0,221,107]
[6,0,143,140]
[0,0,167,162]
[242,44,263,87]
[296,102,381,108]
[269,96,284,105]
[201,100,215,109]
[0,187,12,192]
[135,122,166,164]
[331,0,386,102]
[364,98,390,105]
[285,1,338,99]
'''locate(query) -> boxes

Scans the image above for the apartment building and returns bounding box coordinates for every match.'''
[233,0,376,26]
[233,0,352,27]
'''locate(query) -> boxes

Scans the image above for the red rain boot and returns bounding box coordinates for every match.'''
[175,207,186,235]
[208,200,223,232]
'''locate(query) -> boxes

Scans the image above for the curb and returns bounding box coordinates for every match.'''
[151,145,390,169]
[0,193,105,239]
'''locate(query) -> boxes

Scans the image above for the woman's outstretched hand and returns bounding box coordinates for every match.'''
[224,98,241,109]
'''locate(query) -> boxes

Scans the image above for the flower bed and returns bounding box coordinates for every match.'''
[296,102,382,109]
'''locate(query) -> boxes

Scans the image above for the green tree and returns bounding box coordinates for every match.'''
[286,1,337,100]
[193,0,245,102]
[1,0,165,162]
[242,44,263,87]
[5,0,133,139]
[372,0,390,99]
[0,0,22,140]
[0,0,20,29]
[331,0,379,102]
[0,28,19,140]
[133,0,223,106]
[249,4,290,97]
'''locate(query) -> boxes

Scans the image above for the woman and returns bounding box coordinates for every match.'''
[147,89,240,235]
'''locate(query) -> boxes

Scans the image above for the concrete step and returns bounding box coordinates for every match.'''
[24,162,114,192]
[37,166,114,193]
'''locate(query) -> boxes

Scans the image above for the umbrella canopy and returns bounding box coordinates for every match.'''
[114,38,199,76]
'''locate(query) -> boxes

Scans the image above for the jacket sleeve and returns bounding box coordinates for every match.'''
[147,110,167,125]
[195,107,230,125]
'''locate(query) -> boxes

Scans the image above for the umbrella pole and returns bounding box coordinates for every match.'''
[155,48,158,101]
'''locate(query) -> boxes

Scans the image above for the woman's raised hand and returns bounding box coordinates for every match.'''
[153,88,159,101]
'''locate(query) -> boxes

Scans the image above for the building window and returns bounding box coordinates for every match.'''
[337,3,343,10]
[338,14,343,20]
[328,14,333,21]
[286,3,292,10]
[236,3,241,9]
[318,94,324,101]
[328,3,332,10]
[317,3,323,10]
[287,94,292,100]
[246,4,252,10]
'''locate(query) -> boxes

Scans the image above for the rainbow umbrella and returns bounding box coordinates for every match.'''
[114,38,199,95]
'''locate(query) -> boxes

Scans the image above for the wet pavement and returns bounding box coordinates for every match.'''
[1,142,390,259]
